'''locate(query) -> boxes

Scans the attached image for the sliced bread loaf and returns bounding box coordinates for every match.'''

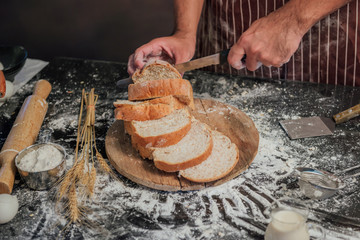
[131,60,181,84]
[114,95,186,121]
[133,118,213,172]
[124,108,192,148]
[179,131,239,183]
[127,78,195,109]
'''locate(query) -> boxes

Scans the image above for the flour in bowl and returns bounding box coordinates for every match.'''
[17,145,64,172]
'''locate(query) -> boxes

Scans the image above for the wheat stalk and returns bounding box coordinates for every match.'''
[74,158,85,180]
[68,183,80,223]
[58,168,74,200]
[88,166,96,197]
[56,88,118,225]
[80,170,90,185]
[96,151,112,173]
[95,150,119,180]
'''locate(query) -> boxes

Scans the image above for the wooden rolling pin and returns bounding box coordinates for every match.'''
[0,80,51,194]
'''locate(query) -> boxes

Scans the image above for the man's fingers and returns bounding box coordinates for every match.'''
[245,53,259,71]
[228,46,246,70]
[127,54,136,76]
[133,42,169,69]
[255,62,263,69]
[228,46,284,71]
[134,58,146,70]
[260,59,283,68]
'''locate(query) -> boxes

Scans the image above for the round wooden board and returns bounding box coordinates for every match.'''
[105,98,259,191]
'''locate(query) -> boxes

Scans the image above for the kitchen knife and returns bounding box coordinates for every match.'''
[116,49,246,88]
[174,48,232,72]
[116,77,133,88]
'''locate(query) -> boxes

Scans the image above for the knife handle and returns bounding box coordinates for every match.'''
[333,103,360,124]
[219,49,230,64]
[219,49,246,65]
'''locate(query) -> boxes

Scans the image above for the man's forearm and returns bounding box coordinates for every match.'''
[282,0,352,35]
[173,0,204,38]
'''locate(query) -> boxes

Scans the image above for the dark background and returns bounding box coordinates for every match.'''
[0,0,174,63]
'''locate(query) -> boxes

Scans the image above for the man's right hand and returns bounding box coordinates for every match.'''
[127,34,196,76]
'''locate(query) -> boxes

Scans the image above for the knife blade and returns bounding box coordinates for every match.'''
[116,49,246,88]
[116,77,133,89]
[174,48,232,72]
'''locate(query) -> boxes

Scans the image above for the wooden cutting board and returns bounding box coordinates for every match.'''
[105,98,259,191]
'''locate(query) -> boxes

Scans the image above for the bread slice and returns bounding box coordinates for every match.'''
[179,131,239,183]
[128,78,195,109]
[114,95,187,121]
[125,108,192,148]
[133,118,213,172]
[131,60,181,84]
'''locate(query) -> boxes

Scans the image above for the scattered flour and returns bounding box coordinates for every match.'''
[48,115,77,130]
[5,70,359,240]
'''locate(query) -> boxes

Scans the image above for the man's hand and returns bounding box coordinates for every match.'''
[228,0,350,71]
[127,34,196,75]
[128,0,203,75]
[228,6,303,71]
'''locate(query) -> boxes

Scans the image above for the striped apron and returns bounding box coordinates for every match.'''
[196,0,360,86]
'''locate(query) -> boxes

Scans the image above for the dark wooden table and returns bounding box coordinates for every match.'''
[1,57,359,239]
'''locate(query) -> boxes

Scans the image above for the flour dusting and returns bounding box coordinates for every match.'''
[4,64,359,240]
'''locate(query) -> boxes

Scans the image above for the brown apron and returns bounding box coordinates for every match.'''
[196,0,360,86]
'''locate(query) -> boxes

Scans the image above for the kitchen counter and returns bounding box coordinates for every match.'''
[0,57,359,239]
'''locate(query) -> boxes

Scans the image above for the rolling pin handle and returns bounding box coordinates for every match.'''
[0,154,16,194]
[33,79,52,100]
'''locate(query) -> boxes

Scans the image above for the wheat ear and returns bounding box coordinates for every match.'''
[68,184,80,223]
[88,166,97,197]
[95,151,112,173]
[58,168,75,200]
[74,158,85,180]
[96,150,119,180]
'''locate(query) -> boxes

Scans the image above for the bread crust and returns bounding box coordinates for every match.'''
[131,60,181,84]
[114,96,186,121]
[133,122,191,148]
[153,136,213,172]
[130,120,215,173]
[130,136,154,159]
[124,110,192,148]
[128,79,195,109]
[133,138,216,173]
[180,141,239,183]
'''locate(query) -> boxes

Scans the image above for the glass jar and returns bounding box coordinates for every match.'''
[264,201,324,240]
